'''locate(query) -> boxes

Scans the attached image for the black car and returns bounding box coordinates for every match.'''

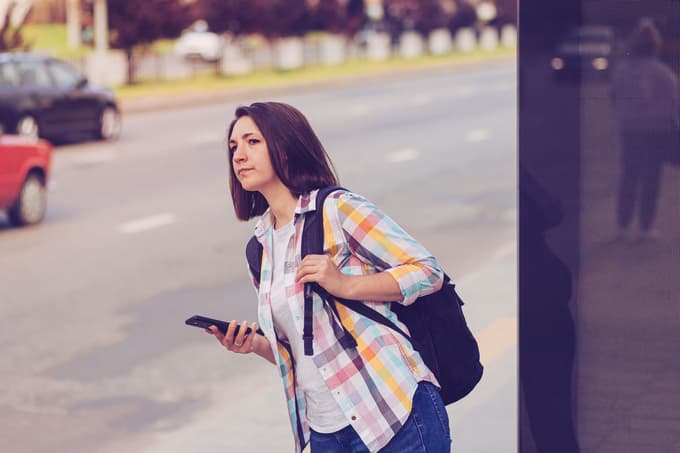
[550,26,617,82]
[0,53,121,141]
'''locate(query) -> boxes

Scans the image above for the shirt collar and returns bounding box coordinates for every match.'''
[253,189,320,238]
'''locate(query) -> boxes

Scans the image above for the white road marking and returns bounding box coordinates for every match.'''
[118,213,177,235]
[465,128,492,143]
[475,316,517,366]
[388,148,420,163]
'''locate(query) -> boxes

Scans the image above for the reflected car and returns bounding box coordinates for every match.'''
[550,26,616,82]
[0,53,121,141]
[0,134,52,226]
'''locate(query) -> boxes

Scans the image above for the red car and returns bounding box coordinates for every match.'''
[0,134,52,226]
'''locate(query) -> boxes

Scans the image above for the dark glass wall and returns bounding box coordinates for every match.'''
[520,0,680,451]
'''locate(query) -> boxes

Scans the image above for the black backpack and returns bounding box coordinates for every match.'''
[246,186,483,404]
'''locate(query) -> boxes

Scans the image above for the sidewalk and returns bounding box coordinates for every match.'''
[576,84,680,452]
[118,53,515,115]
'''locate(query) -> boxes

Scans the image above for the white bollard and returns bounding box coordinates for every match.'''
[85,50,127,86]
[274,37,305,70]
[501,24,517,48]
[455,28,477,53]
[428,28,453,56]
[399,31,424,58]
[160,53,193,80]
[365,32,391,61]
[319,34,347,65]
[220,41,254,75]
[479,27,499,51]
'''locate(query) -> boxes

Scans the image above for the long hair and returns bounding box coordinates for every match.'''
[227,102,340,220]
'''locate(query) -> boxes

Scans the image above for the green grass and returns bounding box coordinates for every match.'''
[23,24,174,58]
[22,23,92,58]
[116,47,515,100]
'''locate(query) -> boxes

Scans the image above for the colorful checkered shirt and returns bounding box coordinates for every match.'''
[249,189,444,453]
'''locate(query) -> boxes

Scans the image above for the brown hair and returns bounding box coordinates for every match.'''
[227,102,340,221]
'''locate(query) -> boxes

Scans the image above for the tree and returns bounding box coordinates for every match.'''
[345,0,366,37]
[313,0,366,36]
[314,0,345,34]
[0,2,32,52]
[262,0,310,39]
[199,0,263,36]
[382,0,445,36]
[448,0,477,33]
[492,0,517,27]
[107,0,198,84]
[413,0,447,35]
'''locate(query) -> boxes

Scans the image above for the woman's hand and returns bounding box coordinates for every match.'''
[205,320,275,363]
[296,254,405,303]
[295,254,349,298]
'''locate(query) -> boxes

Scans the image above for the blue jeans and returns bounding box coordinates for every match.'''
[309,382,451,452]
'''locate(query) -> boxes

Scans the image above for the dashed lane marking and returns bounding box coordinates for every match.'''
[117,213,177,235]
[388,148,420,163]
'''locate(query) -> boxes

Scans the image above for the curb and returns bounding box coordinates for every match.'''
[119,53,515,115]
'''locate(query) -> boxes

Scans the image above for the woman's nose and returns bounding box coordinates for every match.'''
[232,144,246,162]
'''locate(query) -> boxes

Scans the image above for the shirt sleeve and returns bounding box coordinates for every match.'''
[327,191,444,305]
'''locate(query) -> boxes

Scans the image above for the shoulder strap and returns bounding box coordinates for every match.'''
[301,186,358,355]
[246,235,263,284]
[245,187,344,286]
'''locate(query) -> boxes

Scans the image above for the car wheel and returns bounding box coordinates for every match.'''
[16,115,39,139]
[97,106,121,140]
[8,173,47,226]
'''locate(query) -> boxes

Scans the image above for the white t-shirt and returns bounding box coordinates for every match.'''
[270,220,348,434]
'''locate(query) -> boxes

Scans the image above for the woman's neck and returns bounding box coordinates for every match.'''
[262,184,297,229]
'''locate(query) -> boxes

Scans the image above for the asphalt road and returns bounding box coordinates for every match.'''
[0,59,516,453]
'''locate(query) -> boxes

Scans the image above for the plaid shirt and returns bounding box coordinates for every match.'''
[249,189,443,453]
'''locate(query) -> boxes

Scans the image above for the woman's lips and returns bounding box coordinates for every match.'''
[238,168,253,177]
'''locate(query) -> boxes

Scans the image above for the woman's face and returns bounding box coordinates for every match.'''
[229,116,280,193]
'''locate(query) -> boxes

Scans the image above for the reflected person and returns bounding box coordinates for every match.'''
[612,18,680,240]
[519,165,580,453]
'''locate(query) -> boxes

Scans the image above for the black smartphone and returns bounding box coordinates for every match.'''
[185,315,253,336]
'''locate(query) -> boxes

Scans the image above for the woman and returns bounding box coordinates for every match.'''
[206,101,450,452]
[612,18,679,239]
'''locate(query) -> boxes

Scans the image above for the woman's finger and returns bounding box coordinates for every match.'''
[223,320,238,349]
[241,322,258,353]
[209,325,225,341]
[295,262,318,281]
[233,320,249,348]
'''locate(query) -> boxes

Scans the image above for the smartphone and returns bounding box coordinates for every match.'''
[185,315,254,336]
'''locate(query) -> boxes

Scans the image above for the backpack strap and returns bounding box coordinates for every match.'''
[332,275,453,350]
[246,235,263,285]
[301,186,357,355]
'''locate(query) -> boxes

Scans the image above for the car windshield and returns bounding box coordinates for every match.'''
[0,62,20,87]
[567,27,613,43]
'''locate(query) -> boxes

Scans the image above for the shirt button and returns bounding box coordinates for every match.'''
[351,416,357,421]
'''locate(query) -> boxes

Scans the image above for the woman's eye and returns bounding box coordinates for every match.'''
[248,138,259,145]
